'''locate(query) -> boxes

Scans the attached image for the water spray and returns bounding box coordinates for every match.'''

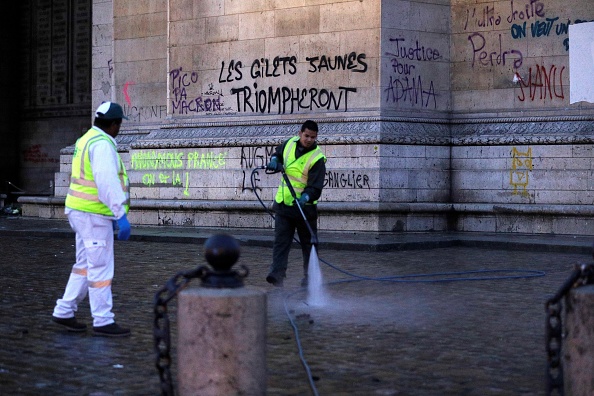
[275,166,327,305]
[250,165,546,396]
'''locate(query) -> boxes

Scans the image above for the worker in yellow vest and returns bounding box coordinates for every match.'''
[265,120,327,287]
[52,102,131,337]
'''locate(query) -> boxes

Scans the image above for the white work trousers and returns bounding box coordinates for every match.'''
[53,210,116,327]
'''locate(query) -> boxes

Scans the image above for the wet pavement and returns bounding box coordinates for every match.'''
[0,216,593,395]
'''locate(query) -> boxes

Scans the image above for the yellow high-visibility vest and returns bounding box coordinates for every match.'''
[65,127,129,216]
[275,136,326,206]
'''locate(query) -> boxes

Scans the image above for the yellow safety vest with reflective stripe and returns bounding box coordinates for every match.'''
[65,127,130,216]
[275,136,326,206]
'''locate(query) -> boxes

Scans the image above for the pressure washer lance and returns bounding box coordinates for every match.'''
[259,164,319,246]
[281,166,318,246]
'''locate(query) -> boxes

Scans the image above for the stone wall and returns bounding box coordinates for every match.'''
[20,0,594,236]
[381,0,451,118]
[451,0,589,118]
[448,0,594,234]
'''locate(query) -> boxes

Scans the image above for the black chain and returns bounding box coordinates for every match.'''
[153,266,209,396]
[545,263,594,396]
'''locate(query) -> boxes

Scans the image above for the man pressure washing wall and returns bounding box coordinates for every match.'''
[265,120,327,288]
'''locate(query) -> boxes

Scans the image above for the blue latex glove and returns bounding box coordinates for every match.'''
[296,193,309,206]
[116,214,131,241]
[266,157,281,172]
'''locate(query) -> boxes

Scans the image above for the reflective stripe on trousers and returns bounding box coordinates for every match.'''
[53,210,116,327]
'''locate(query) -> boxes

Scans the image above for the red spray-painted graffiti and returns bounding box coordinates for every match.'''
[515,64,565,102]
[22,145,59,164]
[123,81,134,106]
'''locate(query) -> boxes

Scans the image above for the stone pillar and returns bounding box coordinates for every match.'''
[176,233,267,396]
[177,287,267,396]
[564,284,594,396]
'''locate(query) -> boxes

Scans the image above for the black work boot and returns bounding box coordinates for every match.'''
[266,273,284,287]
[52,316,87,332]
[93,322,131,337]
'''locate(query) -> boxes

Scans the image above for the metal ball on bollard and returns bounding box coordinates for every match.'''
[201,234,246,288]
[204,233,240,270]
[177,234,267,396]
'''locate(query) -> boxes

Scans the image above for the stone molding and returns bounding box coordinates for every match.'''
[451,116,594,145]
[18,195,594,217]
[107,115,594,149]
[56,116,594,153]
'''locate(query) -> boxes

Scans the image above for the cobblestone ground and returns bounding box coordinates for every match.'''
[0,235,588,395]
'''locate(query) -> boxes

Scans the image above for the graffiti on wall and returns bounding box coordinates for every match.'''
[467,32,523,69]
[131,149,228,197]
[510,147,533,196]
[324,171,371,190]
[510,14,594,51]
[384,38,441,109]
[101,2,594,116]
[216,53,364,115]
[514,63,565,102]
[230,84,357,114]
[99,60,170,121]
[123,82,134,106]
[99,59,115,96]
[123,104,168,122]
[22,145,59,164]
[170,68,235,116]
[131,146,372,196]
[167,53,366,116]
[239,146,275,192]
[460,0,593,105]
[463,0,594,56]
[121,77,170,121]
[462,2,528,69]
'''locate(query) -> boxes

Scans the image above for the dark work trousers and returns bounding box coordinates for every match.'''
[269,202,318,280]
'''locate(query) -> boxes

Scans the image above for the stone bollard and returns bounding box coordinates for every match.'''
[177,234,267,396]
[563,284,594,396]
